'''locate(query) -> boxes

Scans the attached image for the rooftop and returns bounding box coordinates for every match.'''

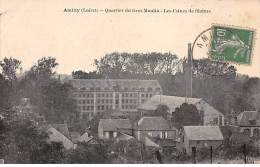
[237,111,260,126]
[99,119,132,131]
[138,95,202,113]
[184,126,224,141]
[137,116,176,131]
[68,79,162,92]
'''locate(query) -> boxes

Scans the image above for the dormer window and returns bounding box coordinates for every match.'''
[156,87,161,92]
[140,87,145,92]
[96,87,101,91]
[147,87,153,91]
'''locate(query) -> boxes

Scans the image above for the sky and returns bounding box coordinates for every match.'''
[1,0,260,77]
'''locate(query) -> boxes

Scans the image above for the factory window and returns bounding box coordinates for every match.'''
[97,100,100,103]
[130,94,133,97]
[91,94,94,97]
[106,93,108,97]
[130,99,132,103]
[134,93,137,97]
[126,94,129,97]
[87,100,89,104]
[102,94,104,97]
[78,106,81,110]
[146,94,149,98]
[83,94,85,97]
[86,94,89,98]
[97,106,100,110]
[122,100,124,103]
[96,87,101,91]
[91,100,94,104]
[126,100,128,103]
[91,106,94,110]
[122,94,125,97]
[97,93,100,97]
[79,93,81,97]
[126,105,128,109]
[122,105,125,109]
[102,106,104,110]
[102,100,104,103]
[141,94,144,98]
[83,100,85,104]
[140,87,145,91]
[110,99,113,103]
[90,87,94,91]
[148,87,153,91]
[116,100,119,104]
[87,106,90,110]
[106,99,108,103]
[83,106,85,111]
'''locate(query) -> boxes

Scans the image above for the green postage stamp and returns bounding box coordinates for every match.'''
[210,24,256,65]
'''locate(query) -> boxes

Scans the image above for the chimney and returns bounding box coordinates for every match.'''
[185,43,193,98]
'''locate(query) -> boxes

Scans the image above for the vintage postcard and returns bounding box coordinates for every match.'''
[0,0,259,164]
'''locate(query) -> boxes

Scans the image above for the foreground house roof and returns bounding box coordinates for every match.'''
[46,123,70,139]
[237,111,260,127]
[137,116,176,131]
[184,126,224,141]
[138,95,202,113]
[99,119,132,131]
[46,127,74,149]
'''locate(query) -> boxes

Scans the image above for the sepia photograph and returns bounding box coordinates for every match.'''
[0,0,259,164]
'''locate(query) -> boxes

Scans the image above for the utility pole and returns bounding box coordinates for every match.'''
[210,146,213,164]
[244,144,247,164]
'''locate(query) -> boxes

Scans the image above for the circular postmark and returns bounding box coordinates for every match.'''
[191,27,237,76]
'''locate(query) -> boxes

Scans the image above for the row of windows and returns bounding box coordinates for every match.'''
[78,106,94,111]
[98,99,113,104]
[78,93,94,98]
[78,100,94,104]
[122,99,137,104]
[97,93,113,98]
[97,105,113,110]
[122,93,138,98]
[121,105,137,109]
[80,86,161,92]
[141,94,153,98]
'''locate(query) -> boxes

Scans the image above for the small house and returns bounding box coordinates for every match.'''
[98,119,132,139]
[181,126,224,155]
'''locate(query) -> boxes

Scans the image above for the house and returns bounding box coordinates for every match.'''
[46,123,70,139]
[113,134,143,157]
[46,127,75,150]
[134,117,177,148]
[180,126,224,155]
[74,132,93,143]
[236,111,260,137]
[98,119,132,139]
[138,95,225,126]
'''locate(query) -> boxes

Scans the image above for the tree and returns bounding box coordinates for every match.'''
[0,114,65,164]
[65,141,111,163]
[174,103,200,130]
[0,57,22,83]
[144,104,169,120]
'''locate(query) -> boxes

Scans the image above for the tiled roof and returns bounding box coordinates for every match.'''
[99,119,132,131]
[68,79,161,92]
[46,127,74,149]
[137,116,176,131]
[237,111,260,126]
[47,123,70,139]
[138,95,202,113]
[184,126,224,141]
[75,132,93,143]
[115,134,134,141]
